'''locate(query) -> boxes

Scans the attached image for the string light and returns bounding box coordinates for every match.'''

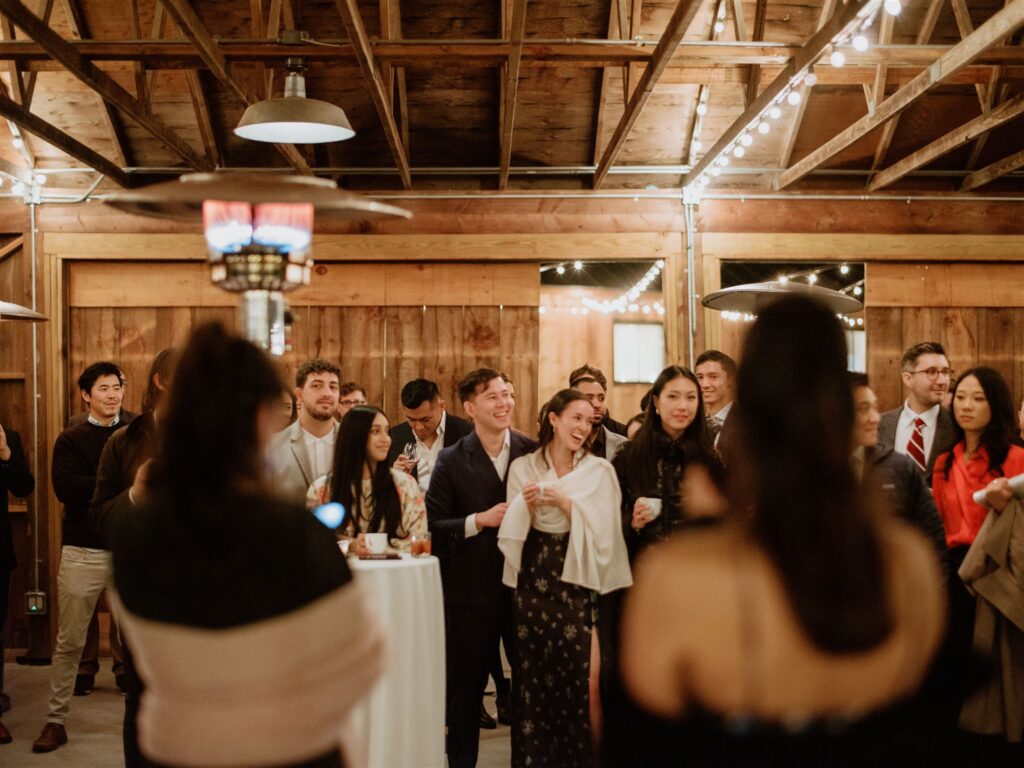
[683,0,891,199]
[840,264,850,275]
[581,262,664,314]
[573,260,583,270]
[11,137,23,150]
[556,264,566,275]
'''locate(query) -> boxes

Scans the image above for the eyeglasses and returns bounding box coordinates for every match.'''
[340,398,367,407]
[910,368,954,380]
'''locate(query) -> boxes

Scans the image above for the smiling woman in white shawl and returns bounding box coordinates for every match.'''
[499,388,631,768]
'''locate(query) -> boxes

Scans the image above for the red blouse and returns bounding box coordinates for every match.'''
[931,442,1024,549]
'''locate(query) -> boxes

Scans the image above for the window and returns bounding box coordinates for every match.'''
[613,323,665,383]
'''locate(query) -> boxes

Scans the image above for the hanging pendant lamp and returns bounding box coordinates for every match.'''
[235,57,354,144]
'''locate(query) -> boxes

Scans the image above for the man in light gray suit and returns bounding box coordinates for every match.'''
[268,358,341,504]
[878,341,956,482]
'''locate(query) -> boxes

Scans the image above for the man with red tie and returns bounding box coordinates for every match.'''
[878,341,956,482]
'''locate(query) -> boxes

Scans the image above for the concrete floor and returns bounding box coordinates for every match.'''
[1,662,511,767]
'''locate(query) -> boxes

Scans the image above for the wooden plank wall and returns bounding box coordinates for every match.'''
[866,262,1024,413]
[539,285,664,426]
[0,234,42,656]
[66,262,541,435]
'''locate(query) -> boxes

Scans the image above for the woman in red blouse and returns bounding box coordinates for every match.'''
[931,366,1024,757]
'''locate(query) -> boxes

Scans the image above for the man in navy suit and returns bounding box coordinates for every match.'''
[426,369,536,768]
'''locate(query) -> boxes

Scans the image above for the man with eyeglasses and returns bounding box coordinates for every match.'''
[336,381,367,421]
[879,341,956,480]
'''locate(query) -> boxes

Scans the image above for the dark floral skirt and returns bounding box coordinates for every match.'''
[512,529,593,768]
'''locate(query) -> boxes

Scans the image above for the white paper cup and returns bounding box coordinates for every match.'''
[638,497,663,520]
[536,481,549,501]
[365,532,388,555]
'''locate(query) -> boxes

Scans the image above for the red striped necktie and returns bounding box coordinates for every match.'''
[907,417,927,472]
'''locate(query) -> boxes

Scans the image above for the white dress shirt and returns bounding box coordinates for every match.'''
[414,411,447,492]
[302,426,336,483]
[465,429,511,539]
[893,402,941,464]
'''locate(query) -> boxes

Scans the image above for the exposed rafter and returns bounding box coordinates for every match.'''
[687,0,868,188]
[0,88,133,186]
[778,0,1024,189]
[157,0,308,173]
[745,0,768,107]
[59,0,132,167]
[378,0,408,153]
[0,0,209,170]
[335,0,412,189]
[593,0,704,189]
[961,146,1024,191]
[870,0,944,170]
[498,0,527,191]
[869,94,1024,190]
[777,0,837,169]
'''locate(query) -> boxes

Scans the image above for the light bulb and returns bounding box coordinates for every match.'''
[717,156,729,167]
[757,121,770,135]
[696,103,707,116]
[804,71,818,87]
[768,106,782,120]
[853,286,863,296]
[807,274,818,284]
[733,145,745,158]
[34,173,47,185]
[852,35,869,52]
[787,90,802,106]
[573,260,583,270]
[693,140,703,152]
[711,167,722,176]
[11,137,23,149]
[714,21,724,34]
[884,0,902,15]
[556,265,565,275]
[830,49,846,67]
[840,264,850,275]
[740,133,753,147]
[11,181,24,196]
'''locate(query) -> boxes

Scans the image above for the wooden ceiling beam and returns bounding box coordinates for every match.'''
[497,0,527,191]
[0,88,133,186]
[744,0,768,107]
[779,0,1024,190]
[0,0,209,170]
[592,1,618,166]
[868,93,1024,190]
[379,0,408,154]
[961,146,1024,191]
[593,0,705,189]
[157,0,309,174]
[20,0,52,108]
[335,0,412,189]
[0,13,34,167]
[126,0,147,104]
[870,0,943,170]
[59,0,131,167]
[950,0,992,111]
[144,0,167,102]
[1,39,1024,69]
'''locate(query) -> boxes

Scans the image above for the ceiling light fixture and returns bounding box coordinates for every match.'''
[235,57,354,144]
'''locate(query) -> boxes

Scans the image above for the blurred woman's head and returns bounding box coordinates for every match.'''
[330,406,402,538]
[538,389,592,460]
[735,296,889,653]
[148,323,283,506]
[944,367,1015,478]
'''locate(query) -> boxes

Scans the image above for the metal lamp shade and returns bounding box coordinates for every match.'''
[701,280,863,315]
[234,97,355,144]
[0,300,47,322]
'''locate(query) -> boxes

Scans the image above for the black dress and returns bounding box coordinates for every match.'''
[512,528,594,768]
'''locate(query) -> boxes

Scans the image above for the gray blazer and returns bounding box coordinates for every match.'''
[267,419,340,505]
[878,406,956,480]
[602,427,628,461]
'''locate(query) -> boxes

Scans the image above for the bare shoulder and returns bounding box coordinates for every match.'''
[632,525,745,598]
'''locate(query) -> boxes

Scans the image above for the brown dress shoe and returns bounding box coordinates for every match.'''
[0,719,12,744]
[32,723,67,753]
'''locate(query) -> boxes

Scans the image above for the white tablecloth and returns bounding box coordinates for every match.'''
[349,555,446,767]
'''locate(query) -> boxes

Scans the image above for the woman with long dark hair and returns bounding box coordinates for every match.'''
[109,323,384,768]
[612,365,724,557]
[308,405,426,540]
[932,367,1024,756]
[499,388,631,767]
[612,297,946,766]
